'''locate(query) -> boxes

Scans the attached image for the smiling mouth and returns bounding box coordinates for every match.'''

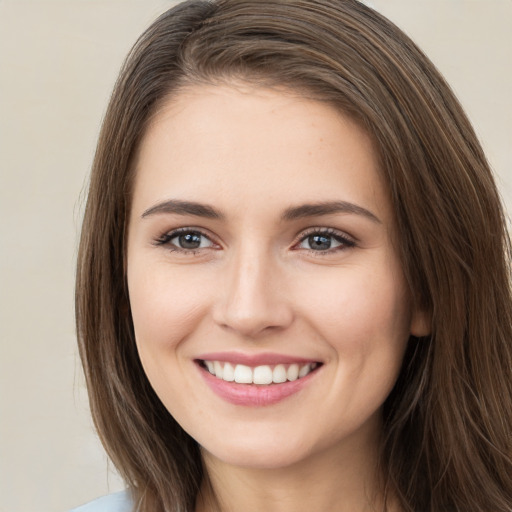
[197,360,321,385]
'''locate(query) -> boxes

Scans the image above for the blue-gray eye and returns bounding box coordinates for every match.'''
[169,231,213,250]
[309,234,333,250]
[298,233,345,251]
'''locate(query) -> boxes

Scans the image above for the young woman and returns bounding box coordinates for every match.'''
[73,1,512,511]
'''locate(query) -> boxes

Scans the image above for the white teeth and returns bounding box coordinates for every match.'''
[298,364,311,378]
[204,361,319,385]
[253,365,273,385]
[234,364,253,383]
[223,362,235,382]
[214,361,223,379]
[287,363,299,381]
[272,364,287,383]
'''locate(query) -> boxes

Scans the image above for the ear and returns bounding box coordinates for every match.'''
[410,307,431,337]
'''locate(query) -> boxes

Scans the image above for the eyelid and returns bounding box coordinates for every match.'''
[292,227,357,252]
[153,226,356,255]
[154,227,220,252]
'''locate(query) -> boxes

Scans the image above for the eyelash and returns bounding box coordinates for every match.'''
[153,227,356,256]
[153,228,216,255]
[293,227,356,255]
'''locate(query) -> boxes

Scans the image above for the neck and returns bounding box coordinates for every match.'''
[195,420,398,512]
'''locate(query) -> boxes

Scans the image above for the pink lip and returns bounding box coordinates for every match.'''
[196,361,321,407]
[195,351,318,366]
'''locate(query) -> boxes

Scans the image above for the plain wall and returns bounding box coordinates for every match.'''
[0,1,510,511]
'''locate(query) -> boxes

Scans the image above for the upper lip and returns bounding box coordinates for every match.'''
[195,351,321,366]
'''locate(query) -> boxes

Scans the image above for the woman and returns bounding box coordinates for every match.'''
[74,1,512,511]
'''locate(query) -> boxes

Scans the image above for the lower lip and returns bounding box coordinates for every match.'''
[197,363,320,406]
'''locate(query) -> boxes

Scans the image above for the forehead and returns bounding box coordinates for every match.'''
[132,83,390,221]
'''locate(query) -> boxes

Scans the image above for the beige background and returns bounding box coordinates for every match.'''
[0,1,510,511]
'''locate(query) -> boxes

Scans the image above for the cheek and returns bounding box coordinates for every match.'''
[127,263,210,361]
[126,263,214,417]
[292,263,411,409]
[296,265,412,347]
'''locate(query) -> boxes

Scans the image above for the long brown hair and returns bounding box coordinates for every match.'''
[76,1,512,510]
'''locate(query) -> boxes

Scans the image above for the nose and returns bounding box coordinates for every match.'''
[212,246,294,338]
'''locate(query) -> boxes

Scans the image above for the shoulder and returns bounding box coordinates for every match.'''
[68,490,133,512]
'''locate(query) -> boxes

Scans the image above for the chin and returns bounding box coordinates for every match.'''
[199,430,319,470]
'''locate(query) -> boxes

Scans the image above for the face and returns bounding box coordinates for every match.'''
[127,84,427,470]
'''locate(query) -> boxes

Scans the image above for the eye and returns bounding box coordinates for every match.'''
[295,229,355,253]
[155,229,216,252]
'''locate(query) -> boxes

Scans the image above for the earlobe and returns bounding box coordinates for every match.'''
[410,309,431,337]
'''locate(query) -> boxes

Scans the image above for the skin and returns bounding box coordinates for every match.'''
[127,83,428,512]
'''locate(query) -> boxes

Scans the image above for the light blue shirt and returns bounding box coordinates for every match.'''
[69,491,133,512]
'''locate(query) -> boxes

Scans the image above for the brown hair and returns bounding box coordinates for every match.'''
[76,1,512,510]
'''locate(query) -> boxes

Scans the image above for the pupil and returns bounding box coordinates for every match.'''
[179,233,201,249]
[309,235,331,250]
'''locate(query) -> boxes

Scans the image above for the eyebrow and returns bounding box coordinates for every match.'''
[141,199,380,223]
[282,201,381,223]
[141,199,224,219]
